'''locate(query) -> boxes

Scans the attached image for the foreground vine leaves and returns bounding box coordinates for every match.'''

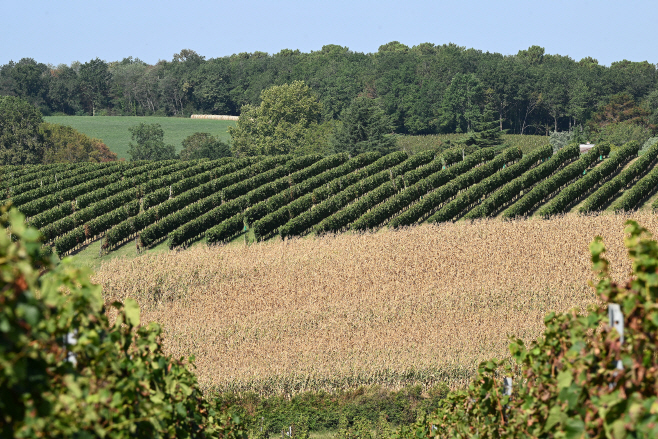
[0,203,247,438]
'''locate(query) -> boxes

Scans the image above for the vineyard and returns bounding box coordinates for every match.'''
[2,140,658,258]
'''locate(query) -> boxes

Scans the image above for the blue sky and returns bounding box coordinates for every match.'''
[2,0,655,67]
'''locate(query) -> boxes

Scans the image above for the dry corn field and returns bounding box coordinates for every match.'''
[94,212,658,397]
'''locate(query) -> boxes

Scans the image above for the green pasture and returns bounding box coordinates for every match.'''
[44,116,236,160]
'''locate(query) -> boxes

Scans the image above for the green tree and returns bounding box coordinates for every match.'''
[439,73,483,133]
[0,204,248,437]
[127,122,176,160]
[461,107,504,149]
[331,96,397,155]
[78,58,111,116]
[180,132,232,160]
[229,81,328,156]
[0,96,45,165]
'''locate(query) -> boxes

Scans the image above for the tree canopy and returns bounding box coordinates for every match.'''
[127,122,176,161]
[229,81,331,156]
[331,96,397,155]
[179,132,231,160]
[0,95,45,165]
[1,43,657,137]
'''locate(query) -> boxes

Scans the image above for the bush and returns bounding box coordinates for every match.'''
[411,220,658,438]
[0,203,247,438]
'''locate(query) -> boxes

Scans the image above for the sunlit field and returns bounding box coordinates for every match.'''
[93,212,658,396]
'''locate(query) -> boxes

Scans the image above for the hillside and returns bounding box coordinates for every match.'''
[2,141,658,261]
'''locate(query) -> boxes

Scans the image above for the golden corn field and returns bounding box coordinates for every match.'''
[94,212,658,397]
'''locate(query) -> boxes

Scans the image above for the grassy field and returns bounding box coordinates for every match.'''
[91,212,658,397]
[44,116,236,159]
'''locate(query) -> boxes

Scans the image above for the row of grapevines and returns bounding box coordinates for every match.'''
[3,162,97,194]
[25,202,74,230]
[54,200,140,256]
[138,156,291,248]
[250,153,394,241]
[348,147,469,231]
[383,148,498,228]
[166,155,323,248]
[312,150,438,234]
[277,152,409,238]
[579,140,658,212]
[536,141,639,217]
[401,147,465,187]
[40,188,140,242]
[419,147,524,224]
[141,158,236,210]
[204,153,340,241]
[430,145,553,223]
[609,162,658,211]
[1,162,81,193]
[11,162,126,207]
[463,144,581,220]
[501,143,610,218]
[245,153,380,231]
[17,172,126,218]
[103,159,258,250]
[121,159,178,178]
[77,160,208,210]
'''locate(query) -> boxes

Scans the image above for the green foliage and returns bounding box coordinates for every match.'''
[595,121,653,150]
[40,122,118,163]
[127,122,177,161]
[501,143,610,218]
[439,73,483,133]
[331,96,397,155]
[388,147,502,228]
[180,132,232,160]
[549,129,575,153]
[417,220,658,438]
[460,108,505,149]
[639,136,658,155]
[229,81,329,156]
[0,204,248,437]
[431,145,552,223]
[580,140,658,213]
[464,144,581,219]
[537,141,638,217]
[609,161,658,212]
[216,384,448,436]
[0,96,46,165]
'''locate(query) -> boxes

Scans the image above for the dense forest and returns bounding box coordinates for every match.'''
[1,42,657,136]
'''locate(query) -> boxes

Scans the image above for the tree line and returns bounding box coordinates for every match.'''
[1,43,657,135]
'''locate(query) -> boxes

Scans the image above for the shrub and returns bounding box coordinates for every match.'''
[0,203,247,438]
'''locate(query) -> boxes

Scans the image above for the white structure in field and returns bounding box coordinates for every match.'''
[580,142,595,154]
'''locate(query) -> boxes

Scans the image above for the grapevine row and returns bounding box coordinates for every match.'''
[420,147,524,224]
[579,140,658,213]
[501,143,610,218]
[349,147,471,231]
[311,150,438,234]
[430,145,553,223]
[536,141,639,217]
[203,154,355,244]
[463,144,580,220]
[165,155,324,248]
[247,152,383,240]
[277,152,409,238]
